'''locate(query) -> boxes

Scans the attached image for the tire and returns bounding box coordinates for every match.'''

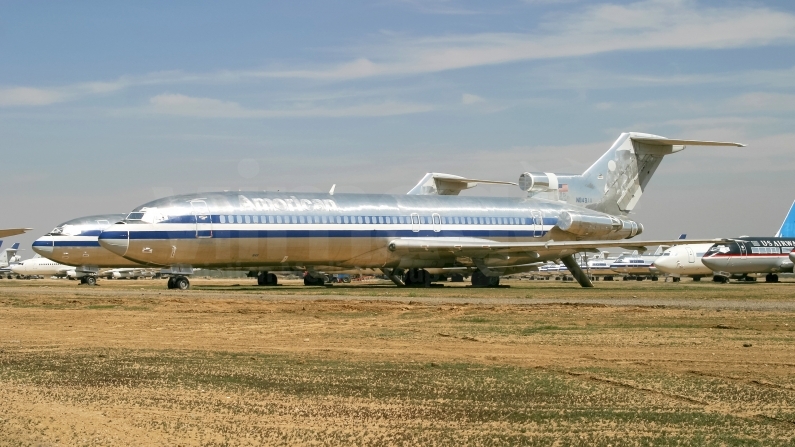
[85,276,97,286]
[268,273,278,285]
[405,269,431,287]
[692,276,701,282]
[672,277,681,283]
[167,277,176,289]
[175,276,190,290]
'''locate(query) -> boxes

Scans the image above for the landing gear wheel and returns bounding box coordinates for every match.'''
[167,277,176,289]
[651,276,659,282]
[303,275,325,286]
[692,276,701,282]
[672,277,681,283]
[471,270,499,287]
[84,276,97,286]
[451,274,464,283]
[257,272,279,286]
[765,273,779,283]
[174,276,190,290]
[404,268,431,287]
[714,275,729,284]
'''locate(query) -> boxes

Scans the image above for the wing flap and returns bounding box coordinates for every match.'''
[387,237,727,255]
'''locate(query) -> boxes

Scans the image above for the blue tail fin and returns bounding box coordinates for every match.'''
[678,234,687,239]
[10,242,19,249]
[775,200,795,237]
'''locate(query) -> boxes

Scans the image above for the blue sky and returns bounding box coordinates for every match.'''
[2,0,795,250]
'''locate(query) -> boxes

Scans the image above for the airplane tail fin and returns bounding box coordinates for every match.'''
[775,200,795,237]
[520,132,744,216]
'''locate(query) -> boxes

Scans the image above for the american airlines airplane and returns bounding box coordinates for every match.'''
[32,214,145,285]
[97,132,742,290]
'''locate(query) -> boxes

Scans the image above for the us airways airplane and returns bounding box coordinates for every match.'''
[700,200,795,283]
[98,132,741,290]
[32,214,144,285]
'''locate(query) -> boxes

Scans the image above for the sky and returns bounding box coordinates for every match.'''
[2,0,795,253]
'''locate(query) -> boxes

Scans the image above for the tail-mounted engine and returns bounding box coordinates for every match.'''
[518,172,558,193]
[556,211,642,239]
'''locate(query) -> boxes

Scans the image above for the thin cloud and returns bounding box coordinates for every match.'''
[147,93,434,118]
[261,0,795,79]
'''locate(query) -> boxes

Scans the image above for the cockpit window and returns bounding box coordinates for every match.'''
[126,212,146,221]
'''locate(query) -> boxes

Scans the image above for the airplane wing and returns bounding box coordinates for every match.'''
[387,237,727,256]
[0,228,31,238]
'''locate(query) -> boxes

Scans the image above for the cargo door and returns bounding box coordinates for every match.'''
[191,200,213,238]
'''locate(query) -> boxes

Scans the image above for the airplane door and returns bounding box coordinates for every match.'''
[191,200,213,238]
[531,210,543,237]
[432,213,441,233]
[738,242,746,260]
[410,213,420,233]
[686,246,695,263]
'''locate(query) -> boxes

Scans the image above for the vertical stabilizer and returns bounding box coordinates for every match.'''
[775,200,795,237]
[524,133,744,216]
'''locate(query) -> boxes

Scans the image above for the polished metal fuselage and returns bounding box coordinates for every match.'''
[32,214,142,268]
[99,191,634,270]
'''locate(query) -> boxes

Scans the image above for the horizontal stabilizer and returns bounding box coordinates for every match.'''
[408,173,517,196]
[630,136,745,147]
[0,228,31,238]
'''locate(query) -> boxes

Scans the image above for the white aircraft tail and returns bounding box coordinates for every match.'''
[519,132,744,216]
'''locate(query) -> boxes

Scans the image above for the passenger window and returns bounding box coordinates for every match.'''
[220,215,226,224]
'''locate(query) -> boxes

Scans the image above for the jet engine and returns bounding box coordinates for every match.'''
[556,211,642,239]
[518,172,557,193]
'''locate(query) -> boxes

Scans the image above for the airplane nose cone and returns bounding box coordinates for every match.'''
[790,252,795,263]
[98,229,129,256]
[32,239,53,256]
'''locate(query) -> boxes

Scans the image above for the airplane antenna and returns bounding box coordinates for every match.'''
[329,184,336,196]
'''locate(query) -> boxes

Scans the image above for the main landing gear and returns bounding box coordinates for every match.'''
[167,275,190,290]
[471,270,500,287]
[303,274,326,286]
[403,268,432,287]
[765,273,779,283]
[257,272,279,286]
[80,276,97,286]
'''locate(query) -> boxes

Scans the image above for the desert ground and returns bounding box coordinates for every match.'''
[1,277,794,446]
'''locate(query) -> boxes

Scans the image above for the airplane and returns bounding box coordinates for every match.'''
[0,242,22,277]
[32,214,146,285]
[97,132,742,290]
[609,249,663,280]
[702,238,795,283]
[10,256,75,279]
[701,200,795,283]
[652,243,715,281]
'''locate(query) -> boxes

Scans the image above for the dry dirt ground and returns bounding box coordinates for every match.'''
[1,277,794,446]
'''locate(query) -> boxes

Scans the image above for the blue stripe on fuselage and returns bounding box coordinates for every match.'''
[114,229,546,240]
